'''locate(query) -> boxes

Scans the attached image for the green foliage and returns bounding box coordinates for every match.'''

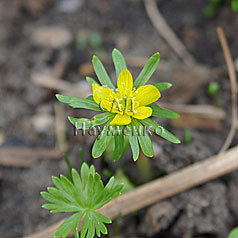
[134,52,160,88]
[127,122,140,161]
[232,0,238,11]
[133,119,154,157]
[56,48,180,161]
[140,118,181,144]
[207,82,220,96]
[112,48,127,77]
[86,76,98,86]
[229,227,238,238]
[203,0,238,17]
[207,82,221,106]
[113,126,125,161]
[149,103,180,119]
[114,169,136,193]
[41,163,123,238]
[92,56,115,89]
[184,128,192,145]
[92,121,114,158]
[153,82,172,92]
[203,0,222,17]
[56,94,101,111]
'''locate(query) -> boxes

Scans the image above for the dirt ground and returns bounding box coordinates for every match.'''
[0,0,238,237]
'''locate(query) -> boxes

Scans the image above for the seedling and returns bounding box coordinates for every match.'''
[56,49,180,161]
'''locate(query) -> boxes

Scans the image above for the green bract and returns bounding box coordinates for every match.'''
[41,163,123,238]
[56,48,180,161]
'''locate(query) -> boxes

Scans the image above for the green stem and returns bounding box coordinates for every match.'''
[136,149,153,183]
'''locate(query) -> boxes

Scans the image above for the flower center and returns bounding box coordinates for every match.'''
[109,90,139,116]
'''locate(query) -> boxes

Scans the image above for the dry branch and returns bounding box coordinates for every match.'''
[0,147,61,168]
[217,27,238,153]
[159,103,225,130]
[24,146,238,238]
[144,0,195,65]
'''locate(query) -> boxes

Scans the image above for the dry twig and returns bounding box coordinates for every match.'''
[144,0,195,65]
[24,146,238,238]
[217,27,238,153]
[0,147,61,168]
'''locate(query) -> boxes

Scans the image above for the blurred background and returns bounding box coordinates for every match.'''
[0,0,238,237]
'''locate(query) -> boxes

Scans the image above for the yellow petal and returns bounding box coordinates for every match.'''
[134,85,160,106]
[110,114,131,125]
[117,69,133,96]
[132,106,152,119]
[100,99,113,111]
[92,83,115,105]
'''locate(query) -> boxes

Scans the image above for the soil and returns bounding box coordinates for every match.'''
[0,0,238,238]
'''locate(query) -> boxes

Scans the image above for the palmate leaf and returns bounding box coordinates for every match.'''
[41,162,123,238]
[134,52,160,88]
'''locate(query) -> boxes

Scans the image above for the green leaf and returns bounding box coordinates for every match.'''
[153,82,172,92]
[112,48,127,77]
[56,94,101,111]
[139,118,181,144]
[232,0,238,11]
[92,55,115,89]
[133,120,154,157]
[92,121,114,158]
[68,113,114,131]
[113,126,124,161]
[68,117,93,130]
[229,227,238,238]
[149,103,180,119]
[127,122,140,161]
[86,76,98,86]
[41,162,123,238]
[55,212,84,238]
[134,52,160,88]
[94,112,115,124]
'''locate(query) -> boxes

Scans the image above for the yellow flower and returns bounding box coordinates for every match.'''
[92,69,161,125]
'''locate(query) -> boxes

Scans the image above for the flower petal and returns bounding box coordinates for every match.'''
[117,69,133,96]
[132,106,152,119]
[110,114,131,125]
[92,83,115,105]
[134,85,160,106]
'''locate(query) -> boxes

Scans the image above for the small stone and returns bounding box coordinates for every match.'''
[31,26,72,49]
[31,114,54,133]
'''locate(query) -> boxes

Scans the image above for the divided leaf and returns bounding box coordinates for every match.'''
[41,162,123,238]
